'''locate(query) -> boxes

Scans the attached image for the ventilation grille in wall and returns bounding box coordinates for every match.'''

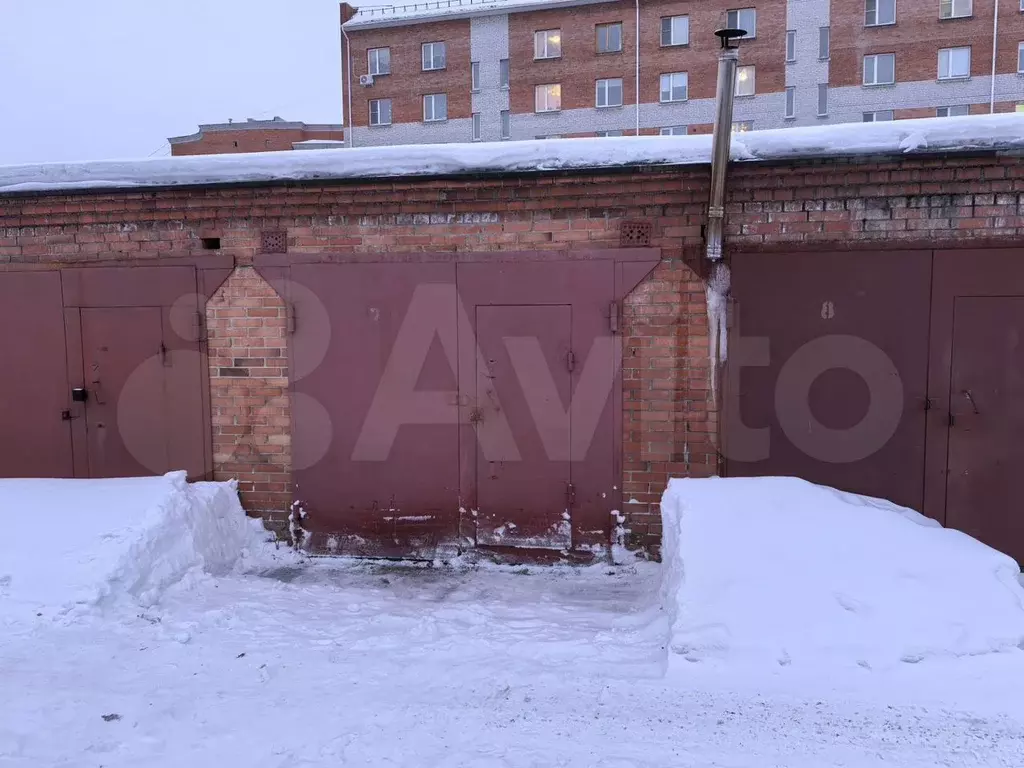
[619,220,653,247]
[260,230,288,253]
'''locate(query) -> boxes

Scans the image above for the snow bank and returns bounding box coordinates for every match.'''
[2,114,1023,194]
[0,472,272,617]
[660,477,1024,670]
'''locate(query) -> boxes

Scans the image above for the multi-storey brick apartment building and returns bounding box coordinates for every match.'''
[169,118,345,156]
[340,0,1024,145]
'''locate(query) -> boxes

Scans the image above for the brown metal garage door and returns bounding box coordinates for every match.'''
[725,250,932,512]
[258,250,659,558]
[728,247,1024,567]
[0,262,228,481]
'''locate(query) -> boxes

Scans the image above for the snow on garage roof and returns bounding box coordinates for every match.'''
[1,114,1023,196]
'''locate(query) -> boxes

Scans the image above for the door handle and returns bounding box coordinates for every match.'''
[962,389,980,415]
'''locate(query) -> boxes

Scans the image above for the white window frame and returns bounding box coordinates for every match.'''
[368,98,392,127]
[939,0,972,18]
[817,84,828,116]
[660,126,687,135]
[938,46,971,79]
[499,59,510,89]
[596,22,623,53]
[661,15,690,46]
[367,47,391,76]
[595,78,623,108]
[736,65,755,96]
[786,30,796,62]
[659,72,689,103]
[819,27,830,59]
[865,0,896,26]
[863,53,896,85]
[1019,42,1024,73]
[534,29,562,59]
[422,41,446,71]
[472,113,481,140]
[595,130,625,137]
[471,62,480,92]
[500,110,511,140]
[534,83,562,112]
[936,105,970,117]
[423,93,448,122]
[863,110,894,121]
[726,8,757,38]
[785,86,795,118]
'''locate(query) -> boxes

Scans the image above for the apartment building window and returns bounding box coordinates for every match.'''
[471,62,481,92]
[535,29,562,59]
[660,72,689,102]
[661,15,690,46]
[863,53,896,85]
[863,110,894,121]
[940,0,972,18]
[596,130,625,136]
[937,105,970,116]
[1019,42,1024,72]
[423,93,448,122]
[472,113,481,140]
[369,98,392,126]
[819,27,830,59]
[817,84,828,115]
[661,126,687,135]
[785,86,795,118]
[422,42,446,71]
[938,46,971,79]
[726,9,757,37]
[367,47,391,76]
[732,121,753,132]
[786,30,796,62]
[535,83,562,112]
[500,59,510,89]
[865,0,896,26]
[736,66,755,96]
[596,78,624,107]
[597,22,623,53]
[500,110,511,139]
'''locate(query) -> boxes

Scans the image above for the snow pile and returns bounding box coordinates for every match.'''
[660,477,1024,670]
[2,113,1023,194]
[0,472,273,617]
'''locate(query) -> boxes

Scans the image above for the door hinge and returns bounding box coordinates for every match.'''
[609,300,621,334]
[566,349,576,372]
[160,342,171,367]
[194,310,207,342]
[566,482,576,508]
[286,304,296,334]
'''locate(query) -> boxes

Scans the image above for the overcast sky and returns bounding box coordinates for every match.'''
[0,0,394,166]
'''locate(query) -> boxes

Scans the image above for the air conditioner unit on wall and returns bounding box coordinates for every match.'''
[359,74,375,87]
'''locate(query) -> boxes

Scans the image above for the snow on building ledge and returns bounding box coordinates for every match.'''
[2,114,1023,196]
[344,0,611,29]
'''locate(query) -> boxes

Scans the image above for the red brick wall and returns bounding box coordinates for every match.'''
[347,19,473,127]
[830,0,1024,88]
[171,129,346,156]
[2,152,1023,550]
[207,267,292,530]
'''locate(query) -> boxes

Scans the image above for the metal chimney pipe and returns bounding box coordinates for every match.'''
[705,29,745,262]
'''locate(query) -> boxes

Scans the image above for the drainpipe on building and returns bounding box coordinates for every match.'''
[342,26,355,147]
[705,28,746,393]
[634,0,640,135]
[990,0,999,113]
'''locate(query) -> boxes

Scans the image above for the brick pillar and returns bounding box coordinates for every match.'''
[206,266,292,534]
[621,260,718,554]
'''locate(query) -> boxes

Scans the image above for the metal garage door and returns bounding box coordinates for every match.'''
[260,250,659,558]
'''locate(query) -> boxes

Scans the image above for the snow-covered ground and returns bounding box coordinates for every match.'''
[3,475,1024,767]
